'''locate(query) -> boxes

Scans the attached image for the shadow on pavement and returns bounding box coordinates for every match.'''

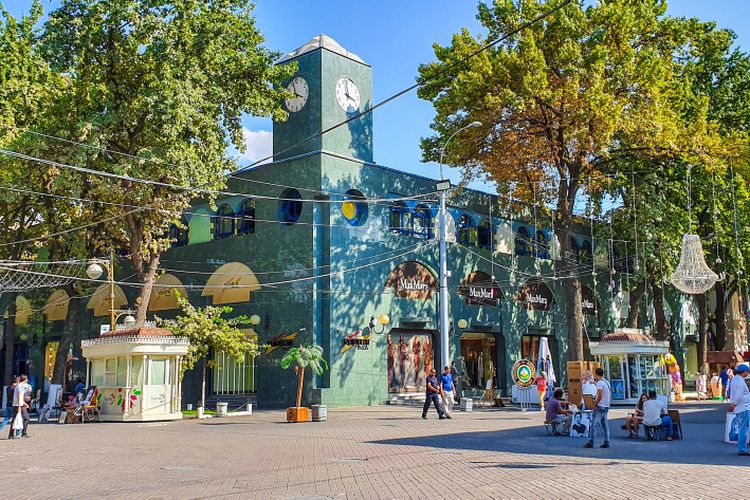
[369,402,750,466]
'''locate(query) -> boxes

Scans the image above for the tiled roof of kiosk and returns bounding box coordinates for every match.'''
[278,34,366,64]
[600,328,667,345]
[102,326,174,337]
[81,326,189,347]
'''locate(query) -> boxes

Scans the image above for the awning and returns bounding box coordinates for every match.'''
[148,274,188,312]
[385,260,438,300]
[43,289,70,321]
[458,271,503,306]
[3,295,32,325]
[87,284,128,317]
[202,262,260,305]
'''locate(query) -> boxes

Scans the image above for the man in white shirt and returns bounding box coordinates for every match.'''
[728,364,750,456]
[642,391,674,441]
[11,374,31,439]
[584,367,611,449]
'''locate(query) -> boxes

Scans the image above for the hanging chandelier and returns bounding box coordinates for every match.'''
[670,164,718,295]
[670,234,718,294]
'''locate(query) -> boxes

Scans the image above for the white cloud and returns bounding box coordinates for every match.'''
[238,128,273,165]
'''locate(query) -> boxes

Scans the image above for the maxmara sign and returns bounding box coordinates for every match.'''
[515,281,556,311]
[458,271,503,307]
[385,261,438,300]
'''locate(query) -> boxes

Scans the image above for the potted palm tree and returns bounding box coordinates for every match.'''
[279,344,328,423]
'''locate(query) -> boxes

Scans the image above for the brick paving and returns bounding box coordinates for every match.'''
[1,401,746,499]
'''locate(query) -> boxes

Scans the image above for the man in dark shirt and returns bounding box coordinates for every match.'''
[422,369,446,419]
[2,375,18,437]
[545,388,572,435]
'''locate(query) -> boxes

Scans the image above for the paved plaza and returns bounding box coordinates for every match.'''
[1,401,746,499]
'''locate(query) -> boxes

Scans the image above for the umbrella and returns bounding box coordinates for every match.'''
[537,337,557,387]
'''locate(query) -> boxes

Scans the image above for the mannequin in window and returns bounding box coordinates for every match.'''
[478,352,485,388]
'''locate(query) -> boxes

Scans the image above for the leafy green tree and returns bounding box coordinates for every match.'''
[41,0,295,325]
[418,0,730,360]
[279,344,328,410]
[158,296,257,410]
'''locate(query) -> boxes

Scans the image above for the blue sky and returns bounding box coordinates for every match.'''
[4,0,750,190]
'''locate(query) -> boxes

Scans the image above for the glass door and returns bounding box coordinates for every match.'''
[146,358,170,414]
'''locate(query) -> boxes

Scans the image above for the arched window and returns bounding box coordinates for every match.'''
[169,215,189,247]
[515,226,531,256]
[279,188,302,226]
[237,198,256,235]
[477,219,492,251]
[342,189,368,226]
[389,201,409,234]
[535,231,549,259]
[412,204,433,239]
[457,215,476,246]
[581,240,593,264]
[213,204,235,239]
[570,237,581,262]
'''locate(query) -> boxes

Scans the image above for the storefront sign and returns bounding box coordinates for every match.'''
[581,285,599,316]
[264,331,298,355]
[340,330,371,353]
[515,281,555,311]
[385,261,438,300]
[458,271,503,306]
[512,359,536,388]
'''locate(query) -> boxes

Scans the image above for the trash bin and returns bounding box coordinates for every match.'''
[460,398,473,412]
[311,404,327,422]
[216,402,229,417]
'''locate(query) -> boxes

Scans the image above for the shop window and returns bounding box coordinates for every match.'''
[92,359,105,387]
[457,215,476,246]
[150,358,167,385]
[477,219,493,250]
[279,188,302,226]
[535,231,550,259]
[515,226,532,256]
[237,198,256,235]
[388,201,410,234]
[459,333,498,389]
[342,189,368,226]
[213,204,235,239]
[412,204,433,239]
[212,350,256,394]
[105,358,117,386]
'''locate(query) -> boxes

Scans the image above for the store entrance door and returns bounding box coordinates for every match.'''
[459,332,503,391]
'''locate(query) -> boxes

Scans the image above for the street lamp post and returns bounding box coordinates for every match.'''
[437,121,482,371]
[86,251,137,332]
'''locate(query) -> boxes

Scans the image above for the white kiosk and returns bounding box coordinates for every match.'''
[81,327,189,422]
[589,328,670,406]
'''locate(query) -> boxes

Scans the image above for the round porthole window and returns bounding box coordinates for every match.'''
[342,190,368,226]
[279,188,302,226]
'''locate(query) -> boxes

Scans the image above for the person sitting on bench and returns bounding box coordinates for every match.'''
[546,389,572,435]
[642,391,674,441]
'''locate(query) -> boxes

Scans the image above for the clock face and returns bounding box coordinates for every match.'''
[335,77,360,114]
[284,76,308,113]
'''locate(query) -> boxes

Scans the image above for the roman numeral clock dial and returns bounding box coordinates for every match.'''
[284,76,309,113]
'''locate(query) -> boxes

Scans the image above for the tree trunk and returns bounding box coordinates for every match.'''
[3,292,18,385]
[626,281,646,329]
[696,293,709,372]
[201,356,207,410]
[714,280,727,351]
[296,366,305,408]
[52,290,82,387]
[135,255,160,326]
[651,282,669,341]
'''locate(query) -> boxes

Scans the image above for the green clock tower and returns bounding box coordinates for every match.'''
[274,34,373,163]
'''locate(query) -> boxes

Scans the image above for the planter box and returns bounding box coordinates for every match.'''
[286,406,310,423]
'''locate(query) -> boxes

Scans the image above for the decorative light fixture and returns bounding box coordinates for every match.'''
[670,165,718,295]
[249,314,261,326]
[86,262,104,280]
[368,314,390,334]
[122,315,137,329]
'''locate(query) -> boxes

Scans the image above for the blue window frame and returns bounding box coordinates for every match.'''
[237,198,256,235]
[515,226,532,256]
[412,204,433,239]
[389,201,409,234]
[477,219,493,250]
[535,231,549,259]
[343,190,368,226]
[213,204,235,239]
[279,189,302,226]
[169,214,189,247]
[457,215,476,246]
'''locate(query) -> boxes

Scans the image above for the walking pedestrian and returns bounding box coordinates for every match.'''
[535,371,548,411]
[721,366,730,400]
[440,366,457,418]
[584,367,611,449]
[2,376,18,437]
[11,375,32,439]
[728,364,750,456]
[422,368,446,420]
